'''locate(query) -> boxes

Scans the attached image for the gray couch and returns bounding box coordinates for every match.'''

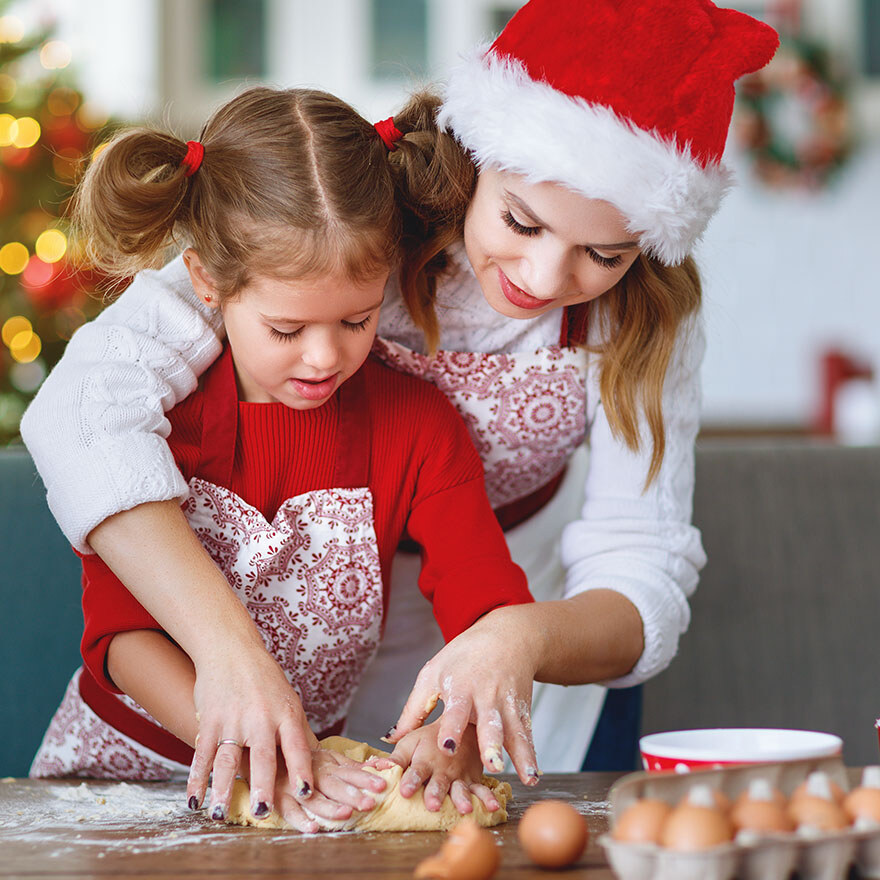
[642,441,880,767]
[2,441,878,775]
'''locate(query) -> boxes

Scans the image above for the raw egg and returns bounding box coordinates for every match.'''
[730,779,794,835]
[843,766,880,827]
[612,798,671,844]
[660,785,733,851]
[791,771,845,805]
[518,800,589,868]
[414,820,500,880]
[789,771,850,833]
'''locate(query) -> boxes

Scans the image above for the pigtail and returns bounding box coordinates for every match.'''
[386,92,476,353]
[71,129,195,285]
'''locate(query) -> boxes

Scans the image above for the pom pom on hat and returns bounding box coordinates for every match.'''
[438,0,779,264]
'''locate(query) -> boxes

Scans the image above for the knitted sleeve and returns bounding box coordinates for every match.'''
[560,317,707,687]
[404,391,534,641]
[19,255,224,554]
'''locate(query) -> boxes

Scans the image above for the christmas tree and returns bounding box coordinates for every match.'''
[0,6,115,445]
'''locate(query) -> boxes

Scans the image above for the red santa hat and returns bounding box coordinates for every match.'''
[438,0,779,265]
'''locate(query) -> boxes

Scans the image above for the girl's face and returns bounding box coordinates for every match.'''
[463,167,642,319]
[184,250,386,409]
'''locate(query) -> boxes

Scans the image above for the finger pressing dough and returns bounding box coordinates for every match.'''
[225,735,512,832]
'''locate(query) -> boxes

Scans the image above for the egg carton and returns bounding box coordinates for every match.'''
[599,756,880,880]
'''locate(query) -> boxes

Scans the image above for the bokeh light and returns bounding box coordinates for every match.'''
[0,16,24,43]
[35,228,67,263]
[0,113,15,146]
[9,329,41,363]
[40,40,72,70]
[2,315,31,347]
[21,255,54,288]
[11,116,40,148]
[47,87,80,117]
[76,101,108,132]
[0,241,29,274]
[10,359,46,393]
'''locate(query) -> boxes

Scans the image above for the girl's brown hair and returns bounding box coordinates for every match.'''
[74,87,401,301]
[385,92,702,485]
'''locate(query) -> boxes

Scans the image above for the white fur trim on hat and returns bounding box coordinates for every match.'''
[438,47,732,265]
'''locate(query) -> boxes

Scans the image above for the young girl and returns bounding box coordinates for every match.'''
[28,86,534,832]
[22,0,778,813]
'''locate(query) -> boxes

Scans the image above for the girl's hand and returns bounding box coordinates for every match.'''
[191,645,318,822]
[385,606,541,786]
[389,722,500,815]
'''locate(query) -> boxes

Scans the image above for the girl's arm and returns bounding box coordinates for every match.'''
[106,628,387,831]
[20,256,316,812]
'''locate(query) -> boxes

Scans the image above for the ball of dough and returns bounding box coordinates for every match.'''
[225,736,512,833]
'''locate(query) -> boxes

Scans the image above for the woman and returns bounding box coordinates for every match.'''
[21,0,777,817]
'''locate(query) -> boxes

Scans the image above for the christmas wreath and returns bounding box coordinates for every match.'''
[735,37,852,189]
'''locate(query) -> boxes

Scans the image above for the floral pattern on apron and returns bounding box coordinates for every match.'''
[370,338,587,508]
[31,350,383,779]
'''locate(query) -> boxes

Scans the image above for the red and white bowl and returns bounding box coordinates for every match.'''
[639,728,843,773]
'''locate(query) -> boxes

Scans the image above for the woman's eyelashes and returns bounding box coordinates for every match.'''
[267,315,373,342]
[501,208,624,270]
[502,208,540,237]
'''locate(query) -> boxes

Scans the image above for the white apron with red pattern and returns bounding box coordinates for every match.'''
[347,309,608,772]
[31,352,383,779]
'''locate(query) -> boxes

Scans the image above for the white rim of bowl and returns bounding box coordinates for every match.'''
[639,728,843,762]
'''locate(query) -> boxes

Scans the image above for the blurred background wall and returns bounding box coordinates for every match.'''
[1,0,879,441]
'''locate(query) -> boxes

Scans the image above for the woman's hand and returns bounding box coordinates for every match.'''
[269,747,390,832]
[386,606,541,785]
[388,722,500,814]
[191,645,319,821]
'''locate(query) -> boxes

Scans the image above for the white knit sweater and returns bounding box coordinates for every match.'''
[20,251,706,686]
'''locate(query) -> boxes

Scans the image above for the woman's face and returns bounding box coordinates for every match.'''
[463,168,642,319]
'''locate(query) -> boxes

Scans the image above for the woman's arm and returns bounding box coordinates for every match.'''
[559,317,707,686]
[20,254,224,553]
[391,321,705,766]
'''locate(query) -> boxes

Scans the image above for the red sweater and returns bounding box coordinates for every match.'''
[80,352,532,696]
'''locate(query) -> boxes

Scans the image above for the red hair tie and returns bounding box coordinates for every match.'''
[374,117,404,152]
[181,140,204,177]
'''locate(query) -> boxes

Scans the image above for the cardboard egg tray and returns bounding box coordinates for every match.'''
[599,756,880,880]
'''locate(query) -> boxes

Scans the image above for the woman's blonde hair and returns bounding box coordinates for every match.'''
[74,87,402,301]
[386,92,702,485]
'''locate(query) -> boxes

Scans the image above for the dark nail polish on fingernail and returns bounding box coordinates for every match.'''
[188,795,199,811]
[297,780,311,798]
[211,805,227,821]
[443,738,456,753]
[384,727,396,739]
[254,801,269,818]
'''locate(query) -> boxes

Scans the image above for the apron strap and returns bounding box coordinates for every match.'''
[332,366,371,488]
[196,344,239,488]
[560,304,590,347]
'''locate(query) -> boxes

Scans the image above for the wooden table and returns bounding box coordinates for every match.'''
[0,773,622,879]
